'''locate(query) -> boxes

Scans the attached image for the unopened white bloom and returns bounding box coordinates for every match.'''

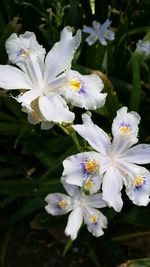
[63,107,150,212]
[0,28,106,129]
[83,19,115,46]
[136,39,150,56]
[45,178,108,240]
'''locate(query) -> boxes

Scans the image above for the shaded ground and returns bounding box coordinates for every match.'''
[1,222,150,267]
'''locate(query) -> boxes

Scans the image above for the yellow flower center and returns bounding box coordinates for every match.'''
[119,126,131,135]
[21,48,31,58]
[83,180,94,191]
[133,175,144,187]
[90,215,98,224]
[69,79,81,91]
[85,160,99,173]
[58,200,67,209]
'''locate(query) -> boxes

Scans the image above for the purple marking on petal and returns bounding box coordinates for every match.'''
[17,49,24,56]
[133,176,147,191]
[80,159,99,177]
[78,85,86,94]
[120,122,131,128]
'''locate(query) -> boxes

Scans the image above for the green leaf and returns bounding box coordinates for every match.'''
[63,238,73,257]
[119,258,150,267]
[129,53,141,111]
[9,198,44,223]
[0,179,61,196]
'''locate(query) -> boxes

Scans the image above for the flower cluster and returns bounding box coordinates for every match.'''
[45,107,150,239]
[1,26,150,241]
[0,27,106,129]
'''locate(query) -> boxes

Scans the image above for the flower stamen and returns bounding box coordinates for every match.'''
[17,48,31,59]
[58,200,67,209]
[133,175,145,189]
[83,180,94,191]
[119,122,132,135]
[81,159,99,175]
[90,215,98,224]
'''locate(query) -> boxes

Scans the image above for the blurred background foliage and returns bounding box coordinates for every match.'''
[0,0,150,266]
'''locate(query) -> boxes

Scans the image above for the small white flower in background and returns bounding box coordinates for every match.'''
[0,27,106,129]
[63,107,150,212]
[83,19,115,46]
[136,39,150,56]
[45,178,108,240]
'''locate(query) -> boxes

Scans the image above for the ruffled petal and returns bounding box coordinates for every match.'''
[0,65,33,90]
[58,70,106,110]
[73,113,111,155]
[122,144,150,164]
[126,168,150,206]
[39,93,74,123]
[102,166,123,212]
[44,26,81,82]
[62,151,102,188]
[84,207,107,237]
[45,193,72,215]
[112,107,140,143]
[5,31,46,67]
[65,207,83,240]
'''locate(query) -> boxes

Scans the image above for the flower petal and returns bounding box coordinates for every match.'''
[65,207,83,240]
[0,65,32,89]
[85,34,98,46]
[84,207,107,237]
[112,107,140,142]
[61,176,80,197]
[123,144,150,164]
[58,70,106,110]
[112,135,135,157]
[17,89,41,111]
[126,168,150,206]
[84,193,107,208]
[102,166,123,212]
[82,25,96,35]
[73,113,111,155]
[39,93,74,123]
[45,193,72,215]
[5,31,46,66]
[44,26,81,82]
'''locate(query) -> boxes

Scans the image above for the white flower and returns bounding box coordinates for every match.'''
[136,39,150,56]
[45,178,108,240]
[83,19,115,46]
[0,27,106,129]
[63,107,150,212]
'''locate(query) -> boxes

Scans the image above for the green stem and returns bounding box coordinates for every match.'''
[113,231,150,241]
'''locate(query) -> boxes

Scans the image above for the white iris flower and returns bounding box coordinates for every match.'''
[136,39,150,56]
[63,107,150,212]
[0,27,106,129]
[83,19,115,46]
[45,178,108,240]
